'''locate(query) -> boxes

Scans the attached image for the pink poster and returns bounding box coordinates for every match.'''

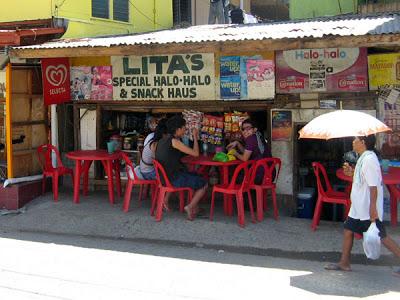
[90,66,113,100]
[70,66,113,101]
[276,48,368,93]
[246,60,275,99]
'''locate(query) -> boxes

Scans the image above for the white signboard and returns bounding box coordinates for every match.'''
[111,53,216,101]
[276,48,368,93]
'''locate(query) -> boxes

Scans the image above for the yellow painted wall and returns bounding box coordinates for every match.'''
[0,0,173,38]
[0,0,52,20]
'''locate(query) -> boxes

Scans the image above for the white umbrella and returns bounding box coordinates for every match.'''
[298,110,391,140]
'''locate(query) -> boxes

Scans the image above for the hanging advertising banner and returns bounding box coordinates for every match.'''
[276,48,368,93]
[220,56,241,99]
[111,53,215,101]
[246,59,275,99]
[70,66,113,100]
[219,55,275,100]
[271,110,292,141]
[368,53,400,90]
[41,58,71,105]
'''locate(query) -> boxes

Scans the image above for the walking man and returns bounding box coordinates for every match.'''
[325,135,400,276]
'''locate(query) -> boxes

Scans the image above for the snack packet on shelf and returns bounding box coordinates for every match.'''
[182,110,203,141]
[201,114,224,146]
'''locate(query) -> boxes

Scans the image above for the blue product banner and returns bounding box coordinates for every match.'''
[220,76,241,99]
[220,56,240,76]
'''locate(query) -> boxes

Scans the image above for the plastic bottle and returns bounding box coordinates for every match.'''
[202,142,208,156]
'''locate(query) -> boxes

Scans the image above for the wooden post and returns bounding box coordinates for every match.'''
[5,63,13,178]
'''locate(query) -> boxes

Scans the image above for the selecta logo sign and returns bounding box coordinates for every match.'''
[41,58,71,105]
[45,65,68,87]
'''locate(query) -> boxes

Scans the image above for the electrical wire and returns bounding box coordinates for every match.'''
[128,0,169,29]
[58,0,68,9]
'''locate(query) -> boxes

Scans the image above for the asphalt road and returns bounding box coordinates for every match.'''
[0,230,399,300]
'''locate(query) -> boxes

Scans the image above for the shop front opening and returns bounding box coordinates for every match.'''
[94,107,270,186]
[294,123,353,221]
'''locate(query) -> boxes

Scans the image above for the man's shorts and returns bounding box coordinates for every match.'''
[344,217,387,239]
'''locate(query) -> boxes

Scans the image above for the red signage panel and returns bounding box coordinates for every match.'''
[41,58,71,105]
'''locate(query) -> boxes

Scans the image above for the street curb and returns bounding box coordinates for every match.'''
[2,228,398,267]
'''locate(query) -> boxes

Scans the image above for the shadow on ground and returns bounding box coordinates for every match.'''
[0,188,399,298]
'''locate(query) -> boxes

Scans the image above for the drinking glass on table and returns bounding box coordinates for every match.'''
[343,162,354,177]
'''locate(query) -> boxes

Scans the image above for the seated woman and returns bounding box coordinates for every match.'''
[144,116,158,147]
[155,115,208,220]
[139,119,167,180]
[226,118,272,184]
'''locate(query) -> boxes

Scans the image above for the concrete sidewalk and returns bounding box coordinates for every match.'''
[0,186,399,266]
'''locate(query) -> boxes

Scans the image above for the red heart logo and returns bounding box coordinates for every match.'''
[46,65,67,87]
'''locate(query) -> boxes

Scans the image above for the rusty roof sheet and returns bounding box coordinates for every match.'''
[13,13,400,50]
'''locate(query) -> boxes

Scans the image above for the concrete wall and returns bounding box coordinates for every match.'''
[271,108,376,196]
[289,0,356,19]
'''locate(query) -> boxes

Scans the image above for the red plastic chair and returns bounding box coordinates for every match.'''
[210,161,255,227]
[37,144,73,201]
[120,152,157,213]
[249,157,281,222]
[153,160,193,221]
[311,162,351,231]
[387,184,400,227]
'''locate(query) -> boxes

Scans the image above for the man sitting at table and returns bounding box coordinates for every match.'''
[155,115,208,220]
[325,135,400,277]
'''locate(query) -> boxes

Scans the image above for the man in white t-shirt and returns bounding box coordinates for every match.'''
[325,135,400,277]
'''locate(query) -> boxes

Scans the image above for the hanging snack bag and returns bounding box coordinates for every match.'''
[182,110,203,140]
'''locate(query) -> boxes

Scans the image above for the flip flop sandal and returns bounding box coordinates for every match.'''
[184,206,195,221]
[324,263,352,272]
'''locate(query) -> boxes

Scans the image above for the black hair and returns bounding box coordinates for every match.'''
[358,134,376,151]
[166,115,186,135]
[152,118,167,142]
[241,118,257,130]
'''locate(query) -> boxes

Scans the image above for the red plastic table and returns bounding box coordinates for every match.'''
[182,155,241,215]
[66,150,122,204]
[336,168,400,226]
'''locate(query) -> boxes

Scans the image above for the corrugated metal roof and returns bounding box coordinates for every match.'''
[14,13,400,50]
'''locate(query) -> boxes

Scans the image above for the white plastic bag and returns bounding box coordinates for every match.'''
[362,222,381,260]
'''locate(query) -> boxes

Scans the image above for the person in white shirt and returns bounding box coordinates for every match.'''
[144,116,158,147]
[325,135,400,276]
